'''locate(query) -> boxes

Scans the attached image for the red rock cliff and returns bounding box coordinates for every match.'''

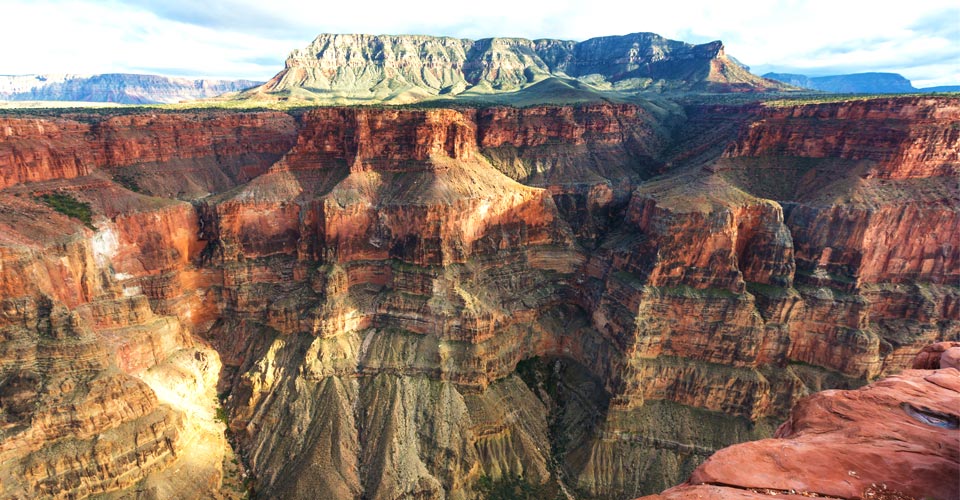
[641,347,960,500]
[0,111,297,196]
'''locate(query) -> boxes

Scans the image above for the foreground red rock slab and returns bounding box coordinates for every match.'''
[641,367,960,500]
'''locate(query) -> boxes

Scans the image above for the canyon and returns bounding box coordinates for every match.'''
[0,95,956,499]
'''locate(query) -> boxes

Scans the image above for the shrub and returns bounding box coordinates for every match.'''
[36,193,95,230]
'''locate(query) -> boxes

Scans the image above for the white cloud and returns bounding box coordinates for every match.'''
[0,0,298,78]
[1,0,957,86]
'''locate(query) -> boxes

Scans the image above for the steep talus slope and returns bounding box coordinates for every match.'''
[201,108,586,499]
[249,33,785,104]
[0,95,956,499]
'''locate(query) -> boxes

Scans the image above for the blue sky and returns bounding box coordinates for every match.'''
[2,0,958,87]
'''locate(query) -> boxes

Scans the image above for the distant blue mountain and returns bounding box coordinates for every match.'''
[763,72,959,94]
[921,85,960,93]
[0,73,262,104]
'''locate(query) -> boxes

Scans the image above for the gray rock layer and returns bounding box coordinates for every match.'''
[255,32,782,102]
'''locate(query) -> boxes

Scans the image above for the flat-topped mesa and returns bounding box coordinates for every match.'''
[0,73,261,104]
[550,36,724,81]
[252,32,783,103]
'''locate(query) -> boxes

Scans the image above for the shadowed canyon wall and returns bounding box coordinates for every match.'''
[0,96,956,499]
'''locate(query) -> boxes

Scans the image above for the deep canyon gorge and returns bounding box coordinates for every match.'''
[0,95,957,499]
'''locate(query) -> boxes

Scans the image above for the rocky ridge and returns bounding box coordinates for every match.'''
[0,74,262,104]
[248,32,786,104]
[0,95,956,499]
[762,72,918,94]
[763,71,960,94]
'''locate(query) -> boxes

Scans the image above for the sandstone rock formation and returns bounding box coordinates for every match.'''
[0,190,237,498]
[248,32,787,104]
[912,341,960,370]
[0,110,297,192]
[640,349,960,500]
[0,95,955,499]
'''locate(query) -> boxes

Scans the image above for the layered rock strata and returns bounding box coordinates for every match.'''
[0,111,297,193]
[0,189,235,498]
[641,348,960,500]
[251,32,785,104]
[0,95,956,499]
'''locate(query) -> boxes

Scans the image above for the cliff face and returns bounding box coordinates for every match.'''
[722,98,960,180]
[0,111,297,194]
[643,346,960,500]
[0,189,233,498]
[0,95,956,499]
[251,32,784,104]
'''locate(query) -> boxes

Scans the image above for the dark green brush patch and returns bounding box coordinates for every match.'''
[762,92,959,107]
[745,281,792,298]
[36,192,96,230]
[112,171,142,193]
[612,271,647,289]
[214,398,230,426]
[660,284,739,299]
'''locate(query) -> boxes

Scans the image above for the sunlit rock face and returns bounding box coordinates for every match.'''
[0,96,956,499]
[0,111,297,193]
[250,33,785,104]
[0,191,233,498]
